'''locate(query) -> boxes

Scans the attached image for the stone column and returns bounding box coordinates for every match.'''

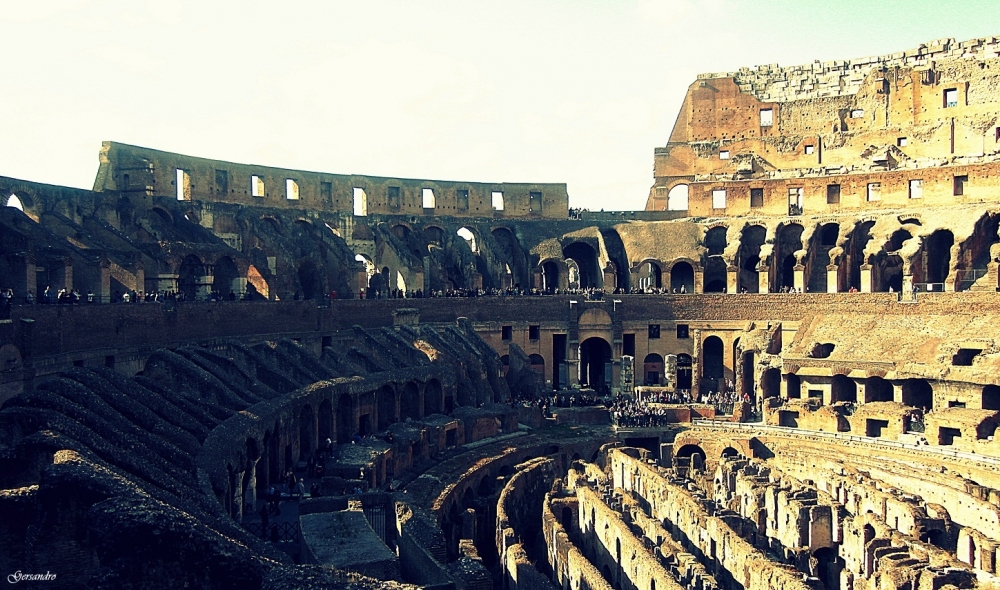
[62,257,73,291]
[694,266,704,294]
[859,264,873,293]
[793,264,805,292]
[826,264,839,293]
[727,266,738,294]
[757,265,770,293]
[902,274,915,301]
[99,259,111,303]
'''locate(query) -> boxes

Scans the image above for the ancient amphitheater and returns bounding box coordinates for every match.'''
[2,36,1000,590]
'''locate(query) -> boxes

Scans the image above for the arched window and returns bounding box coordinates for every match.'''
[667,184,689,211]
[6,194,23,211]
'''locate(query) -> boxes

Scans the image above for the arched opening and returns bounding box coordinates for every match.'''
[563,242,602,288]
[808,223,840,293]
[337,393,354,444]
[704,257,727,293]
[902,379,933,410]
[580,337,612,392]
[669,261,694,293]
[865,376,894,403]
[566,259,581,290]
[637,260,663,290]
[214,256,238,298]
[424,379,443,415]
[957,213,1000,291]
[491,227,528,289]
[377,385,396,430]
[457,227,478,254]
[178,254,205,301]
[848,221,875,291]
[675,444,706,473]
[880,229,912,292]
[702,336,724,390]
[401,382,420,421]
[676,354,693,390]
[666,184,689,211]
[741,351,755,397]
[6,194,24,211]
[831,375,857,403]
[924,230,954,287]
[785,373,801,399]
[541,260,560,292]
[739,225,766,293]
[643,353,664,386]
[355,254,376,291]
[721,447,742,459]
[777,224,803,291]
[297,259,320,300]
[762,367,780,399]
[528,354,545,375]
[812,547,844,590]
[299,405,315,460]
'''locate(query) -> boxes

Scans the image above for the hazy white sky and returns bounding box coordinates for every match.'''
[1,1,997,210]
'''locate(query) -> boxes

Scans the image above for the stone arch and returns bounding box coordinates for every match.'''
[491,226,529,289]
[668,260,695,293]
[401,382,421,421]
[808,222,840,293]
[580,337,612,391]
[922,229,954,289]
[879,228,912,292]
[299,405,315,460]
[178,254,205,301]
[902,379,933,410]
[702,336,725,385]
[377,385,396,430]
[579,307,612,326]
[776,223,804,291]
[704,257,727,293]
[539,258,566,292]
[676,353,693,390]
[424,379,443,415]
[297,259,321,300]
[563,242,602,288]
[739,225,767,292]
[956,212,1000,291]
[528,354,545,375]
[456,226,479,254]
[213,256,239,297]
[865,376,894,403]
[831,375,857,403]
[847,220,876,291]
[741,350,755,397]
[666,183,689,211]
[423,225,445,247]
[643,353,664,386]
[635,259,663,290]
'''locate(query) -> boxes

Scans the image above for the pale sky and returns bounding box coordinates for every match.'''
[1,1,997,211]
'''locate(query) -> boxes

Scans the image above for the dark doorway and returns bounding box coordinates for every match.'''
[676,354,693,390]
[580,337,612,391]
[670,261,694,293]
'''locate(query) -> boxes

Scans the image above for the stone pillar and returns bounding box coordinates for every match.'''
[902,274,915,301]
[99,259,111,303]
[727,266,738,294]
[859,264,873,293]
[694,266,704,294]
[603,265,616,291]
[62,257,73,291]
[533,267,543,290]
[826,264,839,293]
[758,266,770,294]
[692,328,702,398]
[793,264,805,292]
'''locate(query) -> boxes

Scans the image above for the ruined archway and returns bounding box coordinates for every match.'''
[702,336,724,390]
[847,221,875,291]
[636,260,662,290]
[669,261,694,293]
[808,223,839,293]
[924,229,954,288]
[643,353,663,386]
[424,379,443,415]
[563,242,602,288]
[299,405,315,460]
[667,184,689,211]
[178,254,205,301]
[776,223,803,291]
[901,379,933,410]
[762,367,780,399]
[541,259,561,292]
[739,225,766,292]
[865,376,894,403]
[676,354,693,390]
